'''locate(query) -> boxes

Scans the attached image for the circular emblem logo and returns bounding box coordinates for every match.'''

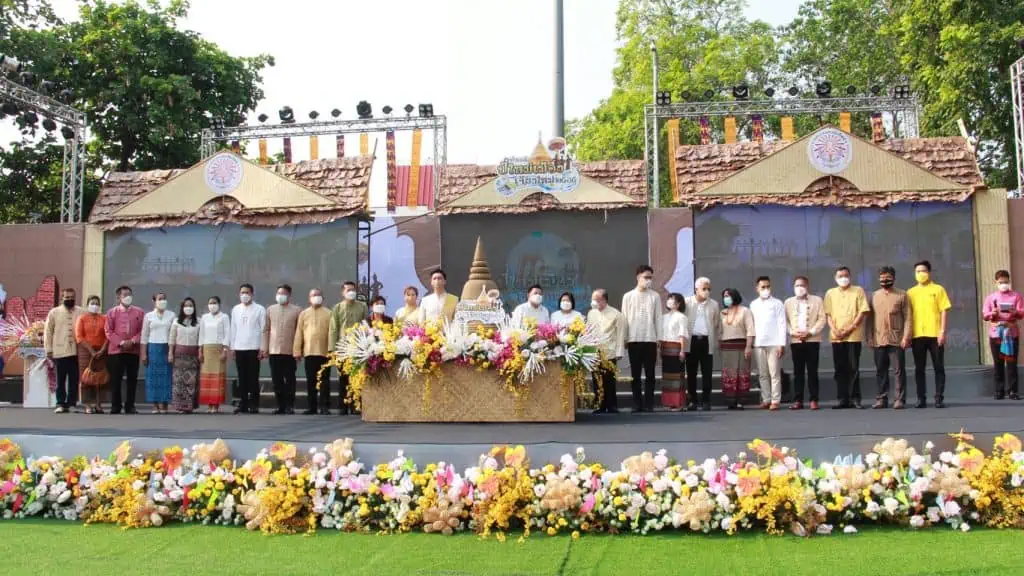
[203,153,243,194]
[807,128,853,174]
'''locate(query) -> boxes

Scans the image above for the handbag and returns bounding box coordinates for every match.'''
[82,356,109,387]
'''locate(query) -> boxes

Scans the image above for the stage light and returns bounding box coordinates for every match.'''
[787,86,799,96]
[331,108,342,118]
[382,105,393,115]
[703,89,715,99]
[655,91,671,105]
[894,85,911,99]
[279,106,295,123]
[21,110,37,124]
[211,117,225,131]
[731,85,749,100]
[1,101,17,116]
[418,103,433,118]
[815,81,832,98]
[679,90,690,101]
[257,113,268,123]
[42,118,56,131]
[39,79,55,94]
[870,85,882,96]
[308,110,320,121]
[60,126,75,140]
[1017,38,1024,52]
[59,89,73,102]
[846,85,857,95]
[0,55,23,74]
[404,104,414,116]
[357,101,373,119]
[18,71,35,86]
[764,87,775,98]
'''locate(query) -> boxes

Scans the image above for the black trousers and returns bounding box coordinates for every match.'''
[269,354,297,411]
[304,355,330,410]
[831,342,862,404]
[337,371,351,414]
[53,355,79,408]
[234,350,261,410]
[108,353,139,412]
[874,345,907,404]
[591,364,618,411]
[911,337,945,402]
[685,336,713,404]
[790,342,820,403]
[627,342,657,411]
[989,337,1019,395]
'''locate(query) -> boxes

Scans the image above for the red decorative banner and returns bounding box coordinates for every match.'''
[871,113,885,143]
[230,141,240,154]
[751,115,764,143]
[385,130,397,211]
[699,116,710,145]
[283,137,292,164]
[336,134,345,158]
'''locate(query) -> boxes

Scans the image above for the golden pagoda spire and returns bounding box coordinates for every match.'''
[460,236,498,301]
[529,132,551,164]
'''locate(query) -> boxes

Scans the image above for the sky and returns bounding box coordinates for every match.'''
[26,0,804,207]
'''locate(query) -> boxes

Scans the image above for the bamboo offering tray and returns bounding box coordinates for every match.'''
[361,362,576,423]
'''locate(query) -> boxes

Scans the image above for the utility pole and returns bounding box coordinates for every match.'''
[554,0,565,138]
[651,41,660,207]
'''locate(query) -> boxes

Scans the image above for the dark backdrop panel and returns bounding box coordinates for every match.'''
[104,221,359,378]
[695,203,979,367]
[440,209,649,311]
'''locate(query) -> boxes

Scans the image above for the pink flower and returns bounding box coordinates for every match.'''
[579,494,595,515]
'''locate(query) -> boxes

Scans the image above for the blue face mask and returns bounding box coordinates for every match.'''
[723,296,733,307]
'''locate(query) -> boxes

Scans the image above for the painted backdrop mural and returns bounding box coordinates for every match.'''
[357,215,440,307]
[695,203,979,366]
[649,208,695,299]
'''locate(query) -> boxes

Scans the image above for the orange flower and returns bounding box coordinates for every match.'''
[163,446,183,473]
[994,434,1022,454]
[747,439,773,460]
[113,441,132,466]
[270,442,297,461]
[505,446,527,468]
[250,460,272,483]
[959,449,984,475]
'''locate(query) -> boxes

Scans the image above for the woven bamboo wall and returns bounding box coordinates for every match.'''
[972,189,1010,365]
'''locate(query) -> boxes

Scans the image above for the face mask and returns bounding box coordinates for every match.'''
[311,296,324,306]
[915,271,930,284]
[667,300,678,310]
[121,295,133,306]
[183,306,194,316]
[208,304,219,314]
[560,300,572,311]
[240,293,252,304]
[529,294,543,306]
[276,294,288,305]
[836,277,850,288]
[998,283,1011,293]
[87,304,100,314]
[640,278,653,289]
[63,298,75,308]
[372,304,386,314]
[722,296,733,307]
[155,299,167,311]
[344,291,357,301]
[591,300,600,309]
[759,289,771,299]
[794,286,807,297]
[880,279,894,289]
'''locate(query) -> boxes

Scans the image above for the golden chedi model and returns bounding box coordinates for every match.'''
[454,237,506,332]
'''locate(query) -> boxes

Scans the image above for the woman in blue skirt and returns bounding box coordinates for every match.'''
[141,292,175,413]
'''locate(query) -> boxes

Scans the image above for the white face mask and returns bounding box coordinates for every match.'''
[344,291,357,301]
[276,294,288,305]
[240,293,252,304]
[311,295,324,306]
[591,300,600,309]
[372,304,386,314]
[560,300,572,311]
[529,293,543,306]
[121,295,133,306]
[155,299,167,311]
[794,286,807,297]
[87,304,100,314]
[998,283,1011,293]
[759,289,771,299]
[640,278,653,289]
[667,300,678,310]
[208,303,219,314]
[836,277,851,288]
[183,306,194,316]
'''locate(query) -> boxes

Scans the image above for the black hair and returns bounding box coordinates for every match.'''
[835,266,850,274]
[667,292,686,313]
[342,280,357,289]
[404,285,419,296]
[178,297,197,326]
[593,288,608,302]
[794,275,809,285]
[755,275,771,286]
[636,264,654,276]
[371,295,387,305]
[152,291,167,301]
[277,284,292,294]
[430,268,447,281]
[116,285,132,296]
[86,294,101,306]
[208,295,221,305]
[722,288,743,306]
[914,260,932,272]
[239,283,254,293]
[878,266,896,277]
[528,284,543,294]
[559,292,575,310]
[996,269,1011,281]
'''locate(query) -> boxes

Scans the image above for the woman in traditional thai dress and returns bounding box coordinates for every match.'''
[75,295,107,414]
[719,288,755,410]
[169,297,200,414]
[660,292,689,410]
[550,292,584,327]
[198,296,230,413]
[394,286,420,326]
[141,291,174,414]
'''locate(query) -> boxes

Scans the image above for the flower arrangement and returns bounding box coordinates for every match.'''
[3,433,1024,539]
[0,314,45,359]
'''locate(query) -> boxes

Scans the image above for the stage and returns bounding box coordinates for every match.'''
[2,366,1020,467]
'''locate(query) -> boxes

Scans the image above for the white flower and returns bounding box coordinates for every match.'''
[864,453,879,467]
[654,452,668,471]
[909,454,926,470]
[770,464,788,478]
[737,452,747,460]
[783,456,797,471]
[816,524,833,535]
[843,525,857,534]
[652,478,669,493]
[685,474,699,488]
[644,502,660,515]
[630,494,646,509]
[927,507,941,523]
[865,501,880,515]
[575,446,586,460]
[939,451,955,464]
[131,480,145,491]
[925,441,935,452]
[579,468,592,482]
[943,500,961,518]
[883,498,899,515]
[715,493,731,510]
[909,515,925,528]
[533,484,547,498]
[719,455,730,464]
[720,517,733,531]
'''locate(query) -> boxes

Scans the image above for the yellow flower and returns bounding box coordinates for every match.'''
[557,518,568,527]
[613,496,623,507]
[618,513,627,522]
[546,527,556,536]
[571,531,580,540]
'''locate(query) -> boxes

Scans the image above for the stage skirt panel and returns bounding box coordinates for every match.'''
[145,343,172,403]
[199,344,226,406]
[172,344,200,412]
[720,338,751,399]
[660,341,685,409]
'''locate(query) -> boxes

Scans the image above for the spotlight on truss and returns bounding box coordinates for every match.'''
[331,108,342,118]
[787,86,799,96]
[18,71,34,86]
[655,91,671,105]
[815,81,832,98]
[59,88,74,102]
[731,85,749,100]
[60,126,75,140]
[382,105,393,115]
[894,85,911,99]
[764,87,775,98]
[0,55,23,74]
[38,79,55,94]
[1017,38,1024,51]
[42,117,57,131]
[279,106,295,123]
[680,90,691,101]
[257,113,268,123]
[870,85,882,96]
[356,101,373,119]
[703,89,715,100]
[22,110,38,124]
[309,110,320,121]
[404,104,414,116]
[0,101,17,116]
[418,103,433,118]
[846,85,857,95]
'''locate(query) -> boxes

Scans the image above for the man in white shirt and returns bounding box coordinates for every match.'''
[511,284,550,327]
[418,269,458,324]
[748,276,787,410]
[685,277,720,411]
[586,289,626,414]
[621,265,663,412]
[230,283,267,414]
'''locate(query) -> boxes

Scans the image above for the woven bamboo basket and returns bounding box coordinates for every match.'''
[361,362,576,423]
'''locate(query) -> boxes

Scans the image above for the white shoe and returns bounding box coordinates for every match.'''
[53,406,67,414]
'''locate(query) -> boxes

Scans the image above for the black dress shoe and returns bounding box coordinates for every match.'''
[701,402,712,411]
[233,407,247,414]
[915,401,927,409]
[684,402,698,412]
[852,402,864,410]
[110,408,122,415]
[285,408,295,415]
[249,407,259,414]
[1010,393,1020,400]
[592,408,607,415]
[607,407,619,414]
[319,408,331,415]
[934,401,946,409]
[272,408,285,415]
[832,402,850,410]
[995,391,1006,400]
[302,408,317,415]
[124,407,138,415]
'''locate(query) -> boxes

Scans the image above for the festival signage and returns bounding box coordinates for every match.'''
[807,127,853,175]
[203,152,244,194]
[494,138,581,197]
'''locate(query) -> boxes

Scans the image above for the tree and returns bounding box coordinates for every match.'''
[567,0,779,206]
[0,134,100,222]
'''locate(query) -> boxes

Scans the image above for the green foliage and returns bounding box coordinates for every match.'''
[0,134,99,223]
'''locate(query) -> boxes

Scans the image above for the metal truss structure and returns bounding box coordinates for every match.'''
[643,95,922,206]
[1011,56,1024,197]
[200,115,448,204]
[1,76,88,223]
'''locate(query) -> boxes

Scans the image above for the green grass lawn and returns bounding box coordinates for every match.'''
[2,520,1021,575]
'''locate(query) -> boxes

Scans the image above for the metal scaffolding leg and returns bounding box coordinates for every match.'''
[1012,57,1024,195]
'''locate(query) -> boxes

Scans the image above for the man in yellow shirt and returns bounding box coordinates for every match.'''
[907,260,952,408]
[823,266,870,410]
